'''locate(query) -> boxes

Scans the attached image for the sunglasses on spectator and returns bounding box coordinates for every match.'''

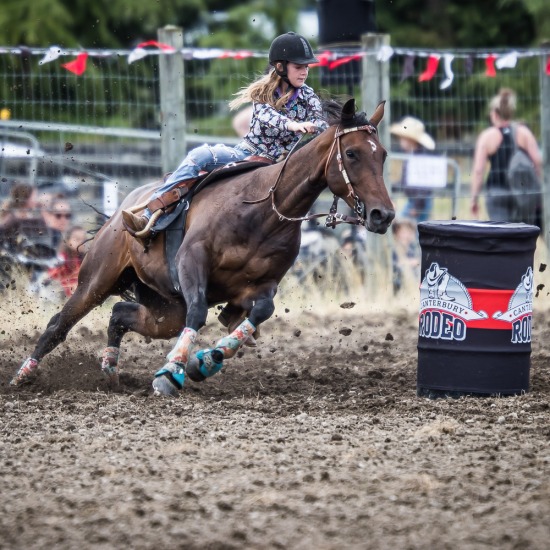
[53,212,72,220]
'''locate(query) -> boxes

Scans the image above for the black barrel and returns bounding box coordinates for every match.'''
[417,221,540,397]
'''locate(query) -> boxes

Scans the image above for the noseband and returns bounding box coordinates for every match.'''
[244,123,378,228]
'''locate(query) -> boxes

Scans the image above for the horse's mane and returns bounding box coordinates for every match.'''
[321,98,370,128]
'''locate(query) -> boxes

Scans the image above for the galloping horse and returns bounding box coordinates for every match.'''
[10,98,395,395]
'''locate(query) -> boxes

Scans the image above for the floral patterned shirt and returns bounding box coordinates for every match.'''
[242,84,328,160]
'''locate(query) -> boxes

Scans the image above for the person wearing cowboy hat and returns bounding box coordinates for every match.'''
[390,116,436,223]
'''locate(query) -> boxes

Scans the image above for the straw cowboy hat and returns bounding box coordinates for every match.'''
[390,116,435,150]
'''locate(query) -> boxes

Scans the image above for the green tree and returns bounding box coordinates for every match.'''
[0,0,206,48]
[376,0,536,48]
[0,0,301,49]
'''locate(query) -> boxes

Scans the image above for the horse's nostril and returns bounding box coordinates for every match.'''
[369,208,395,227]
[370,209,383,224]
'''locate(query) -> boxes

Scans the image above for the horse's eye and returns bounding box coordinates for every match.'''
[345,150,356,159]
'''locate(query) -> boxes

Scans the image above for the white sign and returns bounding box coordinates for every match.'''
[405,155,448,189]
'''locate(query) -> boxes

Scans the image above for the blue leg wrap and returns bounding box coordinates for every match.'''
[154,361,185,389]
[189,348,224,380]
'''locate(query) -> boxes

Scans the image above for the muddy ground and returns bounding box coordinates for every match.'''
[1,287,549,550]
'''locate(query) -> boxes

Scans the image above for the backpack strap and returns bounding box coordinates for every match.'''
[509,122,518,153]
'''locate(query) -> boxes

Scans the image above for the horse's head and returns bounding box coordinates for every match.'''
[324,98,395,234]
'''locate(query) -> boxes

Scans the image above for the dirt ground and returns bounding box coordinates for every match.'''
[1,284,549,550]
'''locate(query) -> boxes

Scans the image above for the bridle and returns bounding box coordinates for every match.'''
[323,123,377,227]
[244,123,378,228]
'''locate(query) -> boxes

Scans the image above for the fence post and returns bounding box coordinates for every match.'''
[361,33,394,296]
[540,43,550,243]
[158,25,186,175]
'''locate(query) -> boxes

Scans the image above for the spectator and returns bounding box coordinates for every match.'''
[390,116,436,223]
[0,182,52,257]
[42,195,73,253]
[43,225,88,299]
[0,181,35,224]
[0,182,61,291]
[471,87,542,226]
[231,105,253,138]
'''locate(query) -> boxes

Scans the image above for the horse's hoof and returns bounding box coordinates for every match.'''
[152,362,185,396]
[100,362,120,387]
[10,358,39,387]
[152,375,179,397]
[245,334,257,347]
[186,348,224,381]
[105,372,120,388]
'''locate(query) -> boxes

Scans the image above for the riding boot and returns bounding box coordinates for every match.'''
[122,210,149,235]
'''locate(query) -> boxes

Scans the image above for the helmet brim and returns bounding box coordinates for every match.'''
[271,55,319,66]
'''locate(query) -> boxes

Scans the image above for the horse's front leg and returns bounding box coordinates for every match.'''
[152,246,210,396]
[186,285,276,382]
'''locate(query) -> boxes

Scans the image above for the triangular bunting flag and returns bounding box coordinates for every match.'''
[496,51,518,69]
[128,40,176,64]
[329,53,362,70]
[39,46,62,65]
[418,55,440,82]
[62,52,88,75]
[464,55,474,76]
[377,45,394,62]
[310,51,332,67]
[485,55,497,77]
[400,55,415,82]
[440,54,454,90]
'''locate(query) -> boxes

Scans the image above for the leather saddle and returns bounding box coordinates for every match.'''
[146,156,273,214]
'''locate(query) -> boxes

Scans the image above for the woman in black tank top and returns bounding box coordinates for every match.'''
[471,88,542,226]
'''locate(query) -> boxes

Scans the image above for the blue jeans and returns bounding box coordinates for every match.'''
[143,142,249,218]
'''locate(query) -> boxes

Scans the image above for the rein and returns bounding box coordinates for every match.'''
[243,124,376,228]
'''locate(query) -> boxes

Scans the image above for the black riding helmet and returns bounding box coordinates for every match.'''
[268,32,318,84]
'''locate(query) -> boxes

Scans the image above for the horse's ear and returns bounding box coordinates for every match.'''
[369,100,386,128]
[341,98,356,124]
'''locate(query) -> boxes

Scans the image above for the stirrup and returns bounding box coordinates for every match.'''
[123,208,163,239]
[126,201,148,215]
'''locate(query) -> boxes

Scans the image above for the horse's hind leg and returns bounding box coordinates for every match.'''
[10,285,108,386]
[100,288,185,387]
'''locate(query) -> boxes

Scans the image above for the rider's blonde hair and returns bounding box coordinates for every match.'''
[229,67,296,112]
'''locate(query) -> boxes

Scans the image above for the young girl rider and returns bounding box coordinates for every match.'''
[122,32,328,237]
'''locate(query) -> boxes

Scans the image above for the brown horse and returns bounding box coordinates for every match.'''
[10,98,395,395]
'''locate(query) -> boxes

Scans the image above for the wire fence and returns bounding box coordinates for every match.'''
[0,41,547,225]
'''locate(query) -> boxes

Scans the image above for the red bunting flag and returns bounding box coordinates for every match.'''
[62,52,88,75]
[128,40,176,64]
[418,55,440,82]
[134,40,175,52]
[329,53,362,70]
[546,56,550,76]
[310,50,332,67]
[485,55,497,77]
